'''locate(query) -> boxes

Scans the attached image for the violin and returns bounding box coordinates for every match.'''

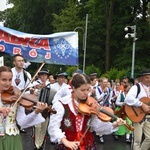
[78,96,134,131]
[1,86,56,114]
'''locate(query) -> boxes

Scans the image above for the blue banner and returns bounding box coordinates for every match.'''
[0,26,78,66]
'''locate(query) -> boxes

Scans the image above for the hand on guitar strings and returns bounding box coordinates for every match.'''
[141,103,150,113]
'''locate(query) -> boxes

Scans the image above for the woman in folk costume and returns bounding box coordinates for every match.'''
[114,83,132,142]
[111,80,121,110]
[0,66,47,150]
[48,73,125,150]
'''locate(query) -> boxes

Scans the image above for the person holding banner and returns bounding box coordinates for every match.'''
[0,66,47,150]
[11,53,32,98]
[11,54,32,92]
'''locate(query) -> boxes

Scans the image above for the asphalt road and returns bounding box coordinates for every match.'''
[21,128,132,150]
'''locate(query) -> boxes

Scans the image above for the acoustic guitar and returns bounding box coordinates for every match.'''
[124,97,150,123]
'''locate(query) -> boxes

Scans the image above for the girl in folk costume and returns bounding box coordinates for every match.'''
[48,74,125,150]
[114,83,132,142]
[111,81,121,110]
[0,66,47,150]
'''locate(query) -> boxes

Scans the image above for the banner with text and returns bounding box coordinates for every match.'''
[0,26,78,66]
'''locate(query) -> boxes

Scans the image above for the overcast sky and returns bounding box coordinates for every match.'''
[0,0,13,26]
[0,0,8,11]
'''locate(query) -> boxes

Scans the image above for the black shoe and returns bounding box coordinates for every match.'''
[114,135,119,140]
[99,136,104,143]
[126,139,131,143]
[20,129,27,133]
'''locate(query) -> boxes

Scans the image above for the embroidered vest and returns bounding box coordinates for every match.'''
[60,103,94,150]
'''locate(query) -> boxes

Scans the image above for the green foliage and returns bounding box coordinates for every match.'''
[101,68,128,80]
[85,64,101,77]
[52,0,84,32]
[66,66,79,78]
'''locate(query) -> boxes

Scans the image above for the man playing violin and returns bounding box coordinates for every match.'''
[48,73,125,150]
[125,69,150,150]
[0,66,47,150]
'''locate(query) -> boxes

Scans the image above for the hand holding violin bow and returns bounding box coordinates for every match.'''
[61,138,80,150]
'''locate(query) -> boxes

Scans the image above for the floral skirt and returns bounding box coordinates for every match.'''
[55,141,97,150]
[0,134,23,150]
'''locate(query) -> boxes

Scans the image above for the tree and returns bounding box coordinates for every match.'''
[0,0,149,76]
[3,0,68,34]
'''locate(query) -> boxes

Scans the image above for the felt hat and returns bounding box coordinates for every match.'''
[38,68,50,75]
[56,72,68,78]
[90,73,97,76]
[137,69,150,77]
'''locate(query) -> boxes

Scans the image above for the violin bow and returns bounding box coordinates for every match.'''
[13,62,45,107]
[79,115,95,143]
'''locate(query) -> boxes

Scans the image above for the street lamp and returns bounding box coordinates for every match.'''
[74,27,85,51]
[74,27,85,71]
[74,14,88,73]
[124,25,137,78]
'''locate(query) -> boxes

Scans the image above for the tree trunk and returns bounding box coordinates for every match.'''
[104,0,115,72]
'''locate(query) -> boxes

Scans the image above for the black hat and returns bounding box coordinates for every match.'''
[56,72,68,78]
[137,69,150,77]
[90,73,97,76]
[38,68,49,75]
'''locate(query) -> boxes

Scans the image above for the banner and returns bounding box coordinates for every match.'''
[0,26,78,66]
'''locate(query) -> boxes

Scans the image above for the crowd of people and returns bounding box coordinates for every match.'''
[0,54,150,150]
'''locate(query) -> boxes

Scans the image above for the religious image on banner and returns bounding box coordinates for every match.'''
[0,26,78,66]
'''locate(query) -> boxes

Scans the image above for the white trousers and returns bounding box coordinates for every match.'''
[133,121,150,150]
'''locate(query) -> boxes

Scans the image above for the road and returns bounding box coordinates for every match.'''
[21,128,132,150]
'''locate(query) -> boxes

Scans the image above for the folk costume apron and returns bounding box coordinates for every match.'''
[0,101,23,150]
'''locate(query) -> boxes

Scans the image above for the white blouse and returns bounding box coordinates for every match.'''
[48,95,118,144]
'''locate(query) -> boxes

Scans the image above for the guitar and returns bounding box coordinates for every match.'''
[124,97,150,123]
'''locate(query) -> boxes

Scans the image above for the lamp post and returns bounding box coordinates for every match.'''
[74,14,88,73]
[74,27,85,71]
[124,25,137,78]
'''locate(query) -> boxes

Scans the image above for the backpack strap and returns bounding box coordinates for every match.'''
[23,69,28,83]
[136,83,141,98]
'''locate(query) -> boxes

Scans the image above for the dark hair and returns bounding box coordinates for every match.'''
[13,54,24,61]
[124,83,131,89]
[71,74,91,89]
[0,66,12,75]
[89,75,97,81]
